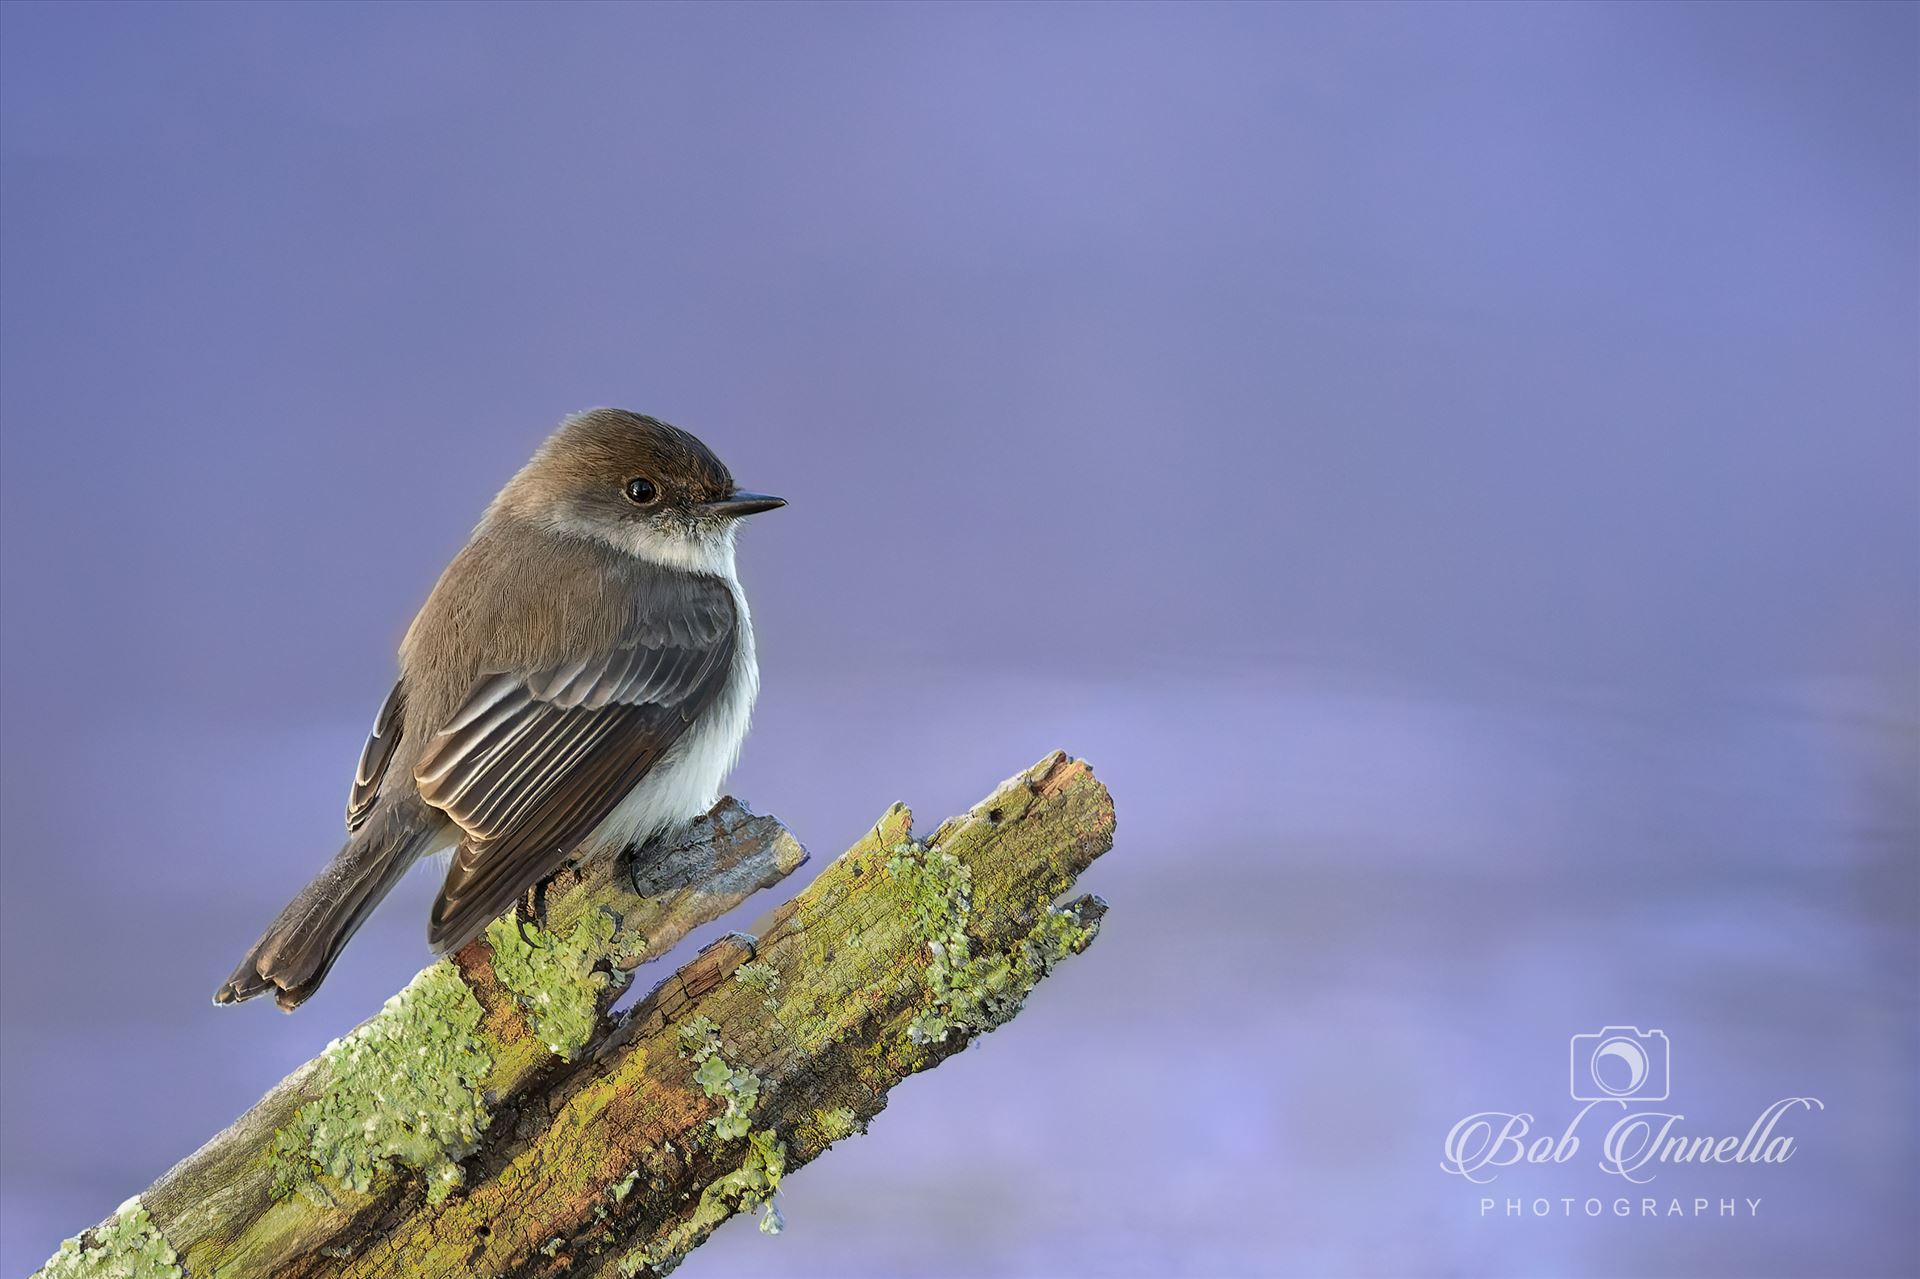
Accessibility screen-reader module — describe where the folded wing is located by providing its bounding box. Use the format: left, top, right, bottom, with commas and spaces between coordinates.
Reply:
413, 575, 736, 952
346, 679, 407, 833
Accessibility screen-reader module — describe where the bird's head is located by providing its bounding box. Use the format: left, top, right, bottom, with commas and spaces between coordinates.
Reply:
497, 408, 784, 570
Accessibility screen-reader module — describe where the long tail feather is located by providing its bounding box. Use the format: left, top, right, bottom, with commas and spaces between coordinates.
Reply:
214, 801, 440, 1011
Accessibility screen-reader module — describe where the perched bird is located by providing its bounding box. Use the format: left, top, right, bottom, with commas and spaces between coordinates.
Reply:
215, 409, 783, 1010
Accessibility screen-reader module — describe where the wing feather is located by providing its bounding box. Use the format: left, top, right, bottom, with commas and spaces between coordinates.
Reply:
346, 680, 407, 833
413, 570, 738, 953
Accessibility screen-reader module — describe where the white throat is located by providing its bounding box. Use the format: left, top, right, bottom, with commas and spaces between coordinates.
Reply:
627, 521, 739, 578
543, 508, 741, 581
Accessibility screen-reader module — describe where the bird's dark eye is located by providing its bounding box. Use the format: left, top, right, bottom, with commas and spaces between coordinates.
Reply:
623, 477, 658, 505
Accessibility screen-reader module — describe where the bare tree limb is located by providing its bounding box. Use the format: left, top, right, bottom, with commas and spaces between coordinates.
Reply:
35, 752, 1115, 1279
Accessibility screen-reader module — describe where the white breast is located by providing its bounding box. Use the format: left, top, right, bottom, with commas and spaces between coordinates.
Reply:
583, 556, 759, 855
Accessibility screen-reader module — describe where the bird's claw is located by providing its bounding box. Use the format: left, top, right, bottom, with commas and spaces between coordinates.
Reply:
515, 879, 551, 947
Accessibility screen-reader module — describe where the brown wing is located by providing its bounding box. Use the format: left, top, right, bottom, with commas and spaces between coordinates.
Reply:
346, 680, 407, 833
412, 572, 737, 953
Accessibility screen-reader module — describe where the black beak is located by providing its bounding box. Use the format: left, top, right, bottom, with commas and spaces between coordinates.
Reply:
701, 490, 786, 518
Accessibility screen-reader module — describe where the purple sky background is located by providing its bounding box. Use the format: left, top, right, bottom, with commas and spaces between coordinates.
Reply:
2, 4, 1915, 1276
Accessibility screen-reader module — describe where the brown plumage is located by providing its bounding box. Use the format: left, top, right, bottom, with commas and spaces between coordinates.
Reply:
216, 409, 781, 1010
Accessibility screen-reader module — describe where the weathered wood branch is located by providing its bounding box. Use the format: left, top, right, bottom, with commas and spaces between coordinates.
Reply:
36, 752, 1115, 1279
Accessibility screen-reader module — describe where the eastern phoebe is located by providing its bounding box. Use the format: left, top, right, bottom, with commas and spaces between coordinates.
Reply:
215, 409, 783, 1011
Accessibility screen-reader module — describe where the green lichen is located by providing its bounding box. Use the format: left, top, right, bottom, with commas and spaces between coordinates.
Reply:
680, 1016, 764, 1141
675, 1013, 722, 1059
810, 1106, 860, 1145
886, 840, 1094, 1046
270, 961, 491, 1204
618, 1242, 669, 1278
620, 1127, 787, 1275
648, 1014, 787, 1256
486, 907, 629, 1059
33, 1197, 181, 1279
789, 1011, 836, 1049
732, 959, 781, 1009
693, 1053, 762, 1139
708, 1126, 787, 1226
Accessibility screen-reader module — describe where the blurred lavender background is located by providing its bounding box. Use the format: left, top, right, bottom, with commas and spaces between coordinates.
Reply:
2, 3, 1915, 1276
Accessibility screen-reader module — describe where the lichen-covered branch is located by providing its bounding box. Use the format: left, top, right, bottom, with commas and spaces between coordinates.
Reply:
36, 752, 1115, 1279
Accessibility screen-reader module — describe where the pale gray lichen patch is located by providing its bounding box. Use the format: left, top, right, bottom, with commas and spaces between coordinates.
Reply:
486, 907, 629, 1059
886, 840, 1094, 1046
678, 1015, 763, 1141
732, 959, 780, 1009
674, 1013, 723, 1064
270, 961, 491, 1204
34, 1196, 181, 1279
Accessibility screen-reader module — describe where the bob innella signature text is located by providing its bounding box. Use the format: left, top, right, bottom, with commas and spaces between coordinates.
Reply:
1442, 1098, 1825, 1184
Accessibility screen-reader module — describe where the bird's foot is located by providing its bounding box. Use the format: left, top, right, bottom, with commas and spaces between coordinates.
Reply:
515, 878, 551, 947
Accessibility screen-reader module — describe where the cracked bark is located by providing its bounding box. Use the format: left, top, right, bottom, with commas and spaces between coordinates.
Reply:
36, 751, 1115, 1279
